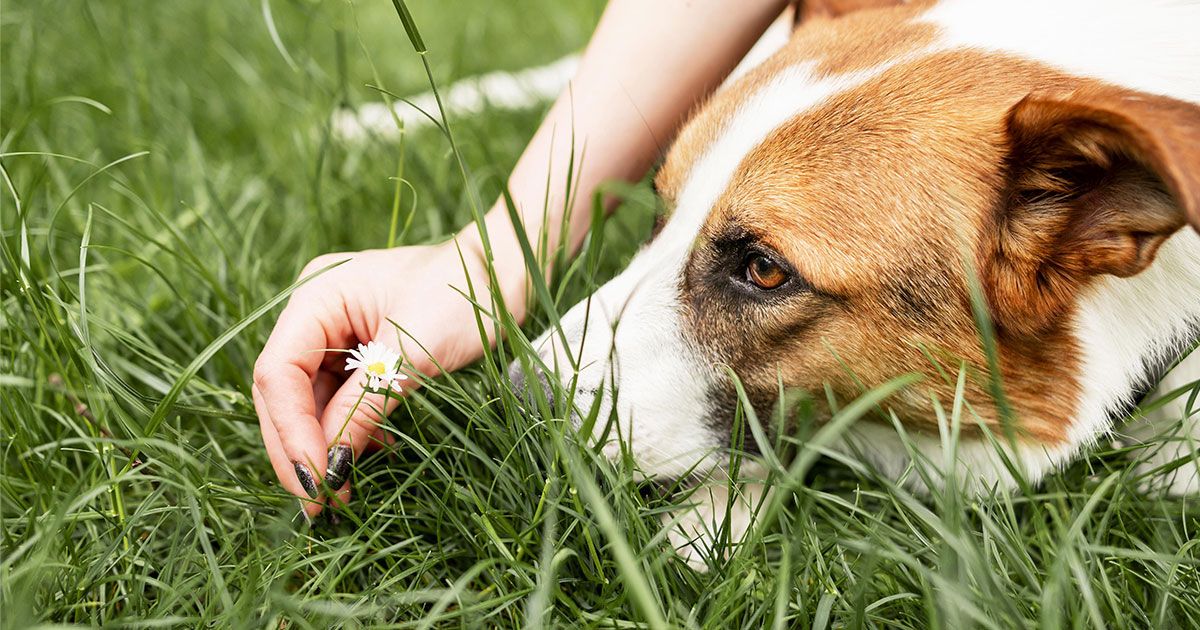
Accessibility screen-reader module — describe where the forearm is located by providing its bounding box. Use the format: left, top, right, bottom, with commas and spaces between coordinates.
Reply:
459, 0, 789, 314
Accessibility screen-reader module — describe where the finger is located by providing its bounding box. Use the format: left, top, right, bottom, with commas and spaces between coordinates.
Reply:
314, 369, 340, 418
261, 405, 328, 519
322, 425, 399, 511
318, 327, 425, 497
319, 365, 410, 493
255, 385, 327, 517
254, 301, 342, 494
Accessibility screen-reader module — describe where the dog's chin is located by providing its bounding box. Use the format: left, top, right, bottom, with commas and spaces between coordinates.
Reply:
665, 463, 772, 572
509, 359, 772, 569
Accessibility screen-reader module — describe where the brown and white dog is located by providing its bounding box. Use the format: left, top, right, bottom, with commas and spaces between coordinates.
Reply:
519, 0, 1200, 559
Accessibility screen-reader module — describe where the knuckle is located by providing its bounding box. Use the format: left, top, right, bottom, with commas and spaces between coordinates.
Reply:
252, 359, 280, 390
348, 409, 384, 435
302, 252, 351, 277
300, 254, 332, 276
302, 256, 331, 276
330, 396, 387, 436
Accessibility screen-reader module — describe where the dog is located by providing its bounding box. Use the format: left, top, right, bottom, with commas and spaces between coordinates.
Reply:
511, 0, 1200, 562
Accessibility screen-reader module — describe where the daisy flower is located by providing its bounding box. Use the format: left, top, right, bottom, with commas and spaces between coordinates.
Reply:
345, 341, 408, 390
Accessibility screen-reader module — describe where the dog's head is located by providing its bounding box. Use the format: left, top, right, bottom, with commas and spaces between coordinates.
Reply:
520, 5, 1200, 480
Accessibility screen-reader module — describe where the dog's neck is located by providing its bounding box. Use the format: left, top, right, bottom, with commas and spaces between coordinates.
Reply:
1069, 229, 1200, 447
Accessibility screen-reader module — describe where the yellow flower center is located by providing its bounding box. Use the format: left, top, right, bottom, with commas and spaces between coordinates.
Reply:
367, 362, 387, 376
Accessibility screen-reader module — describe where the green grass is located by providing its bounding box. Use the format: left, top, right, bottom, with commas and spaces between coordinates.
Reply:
2, 1, 1198, 627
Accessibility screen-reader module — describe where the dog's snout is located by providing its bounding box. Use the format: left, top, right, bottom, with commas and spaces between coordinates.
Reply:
506, 359, 555, 409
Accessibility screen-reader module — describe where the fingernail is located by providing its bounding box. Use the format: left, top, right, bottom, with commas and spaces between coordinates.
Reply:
293, 461, 319, 499
324, 445, 352, 492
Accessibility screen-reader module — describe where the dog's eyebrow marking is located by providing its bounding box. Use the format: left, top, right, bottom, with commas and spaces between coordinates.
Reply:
658, 45, 945, 271
892, 280, 939, 324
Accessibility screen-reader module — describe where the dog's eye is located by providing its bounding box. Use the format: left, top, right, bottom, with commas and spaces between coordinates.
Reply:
745, 254, 788, 290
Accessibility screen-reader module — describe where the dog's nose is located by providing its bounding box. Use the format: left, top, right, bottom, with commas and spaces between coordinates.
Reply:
507, 359, 555, 409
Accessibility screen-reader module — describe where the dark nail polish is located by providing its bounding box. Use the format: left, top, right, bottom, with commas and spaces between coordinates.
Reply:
324, 445, 352, 491
293, 461, 319, 499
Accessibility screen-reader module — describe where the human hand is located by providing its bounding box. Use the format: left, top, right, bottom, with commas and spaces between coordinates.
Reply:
252, 239, 520, 517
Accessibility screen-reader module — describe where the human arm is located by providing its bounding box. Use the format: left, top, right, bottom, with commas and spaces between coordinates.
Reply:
252, 0, 790, 517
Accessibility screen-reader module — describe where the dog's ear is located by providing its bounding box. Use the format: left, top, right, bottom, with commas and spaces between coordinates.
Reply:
981, 85, 1200, 337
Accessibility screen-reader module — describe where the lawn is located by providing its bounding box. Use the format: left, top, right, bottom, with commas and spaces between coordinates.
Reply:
2, 1, 1198, 627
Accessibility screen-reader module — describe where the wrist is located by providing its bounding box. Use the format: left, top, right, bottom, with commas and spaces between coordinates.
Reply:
453, 213, 532, 324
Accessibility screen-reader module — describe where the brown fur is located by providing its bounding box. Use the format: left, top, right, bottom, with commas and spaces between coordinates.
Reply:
792, 4, 938, 76
797, 0, 917, 22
